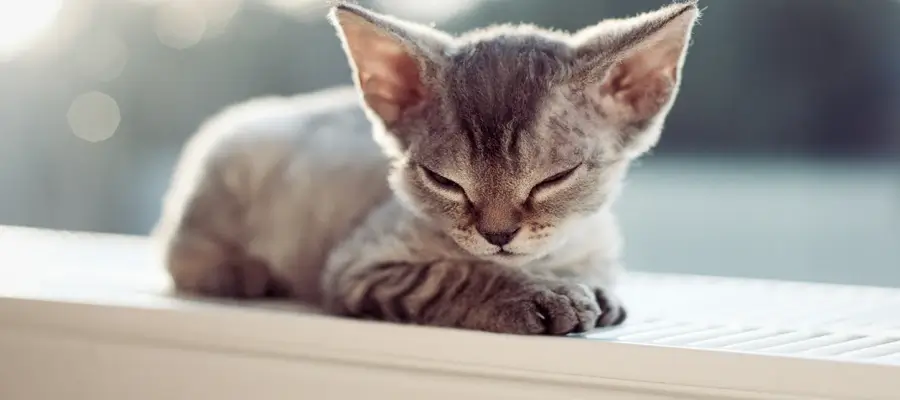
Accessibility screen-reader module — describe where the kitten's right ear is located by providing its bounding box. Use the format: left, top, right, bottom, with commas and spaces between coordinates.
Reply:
329, 4, 450, 126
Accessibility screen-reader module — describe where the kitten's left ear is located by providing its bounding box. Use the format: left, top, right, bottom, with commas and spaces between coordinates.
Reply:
329, 4, 450, 128
572, 1, 699, 156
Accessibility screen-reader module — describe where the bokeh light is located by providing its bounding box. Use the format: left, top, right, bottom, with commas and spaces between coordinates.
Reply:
153, 0, 243, 49
73, 30, 128, 82
374, 0, 483, 21
198, 0, 242, 39
67, 92, 121, 143
0, 0, 63, 61
154, 1, 207, 49
263, 0, 321, 16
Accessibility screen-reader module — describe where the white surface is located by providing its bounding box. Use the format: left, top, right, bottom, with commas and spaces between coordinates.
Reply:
1, 226, 900, 399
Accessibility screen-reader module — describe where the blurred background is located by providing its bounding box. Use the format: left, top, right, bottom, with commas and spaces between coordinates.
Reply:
1, 0, 898, 286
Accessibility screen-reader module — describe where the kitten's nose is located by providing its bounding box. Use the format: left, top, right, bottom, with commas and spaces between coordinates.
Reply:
479, 227, 520, 247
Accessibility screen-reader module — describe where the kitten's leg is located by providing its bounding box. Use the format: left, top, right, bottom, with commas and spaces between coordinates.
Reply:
156, 164, 284, 299
323, 260, 603, 335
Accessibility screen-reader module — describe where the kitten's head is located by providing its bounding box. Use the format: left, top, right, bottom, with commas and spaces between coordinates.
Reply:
329, 2, 698, 265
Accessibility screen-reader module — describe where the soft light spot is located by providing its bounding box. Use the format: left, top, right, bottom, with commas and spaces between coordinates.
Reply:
74, 30, 128, 82
0, 0, 62, 61
67, 92, 121, 143
263, 0, 321, 15
154, 1, 206, 49
373, 0, 483, 21
200, 0, 242, 38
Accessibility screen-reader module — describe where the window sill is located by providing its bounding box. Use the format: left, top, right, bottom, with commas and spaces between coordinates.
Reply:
1, 226, 898, 399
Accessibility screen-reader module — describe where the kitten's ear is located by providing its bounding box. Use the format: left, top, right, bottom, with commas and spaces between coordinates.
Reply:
329, 4, 450, 126
572, 1, 699, 156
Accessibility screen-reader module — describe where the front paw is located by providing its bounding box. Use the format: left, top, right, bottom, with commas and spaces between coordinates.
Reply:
480, 282, 601, 335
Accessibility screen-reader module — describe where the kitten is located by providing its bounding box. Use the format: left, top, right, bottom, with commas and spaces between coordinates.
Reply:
154, 2, 699, 335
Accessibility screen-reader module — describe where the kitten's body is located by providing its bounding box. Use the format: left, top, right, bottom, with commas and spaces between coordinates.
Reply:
156, 86, 621, 303
157, 87, 383, 302
156, 2, 698, 334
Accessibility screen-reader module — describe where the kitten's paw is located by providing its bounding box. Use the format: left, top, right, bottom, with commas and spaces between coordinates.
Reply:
547, 282, 604, 333
485, 283, 601, 335
593, 288, 627, 327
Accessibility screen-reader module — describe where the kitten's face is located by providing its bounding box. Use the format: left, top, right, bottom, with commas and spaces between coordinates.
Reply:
331, 2, 698, 264
388, 58, 631, 265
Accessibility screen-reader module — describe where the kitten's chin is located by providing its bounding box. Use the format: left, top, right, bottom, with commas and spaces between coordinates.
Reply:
481, 250, 543, 267
462, 235, 569, 267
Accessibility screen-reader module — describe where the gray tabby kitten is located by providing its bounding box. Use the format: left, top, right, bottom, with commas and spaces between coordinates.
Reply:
154, 1, 699, 335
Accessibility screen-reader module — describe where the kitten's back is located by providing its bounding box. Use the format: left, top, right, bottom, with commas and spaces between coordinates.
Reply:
156, 86, 392, 302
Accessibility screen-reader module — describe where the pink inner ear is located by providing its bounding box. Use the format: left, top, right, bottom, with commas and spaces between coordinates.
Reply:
361, 50, 423, 101
343, 25, 426, 125
603, 64, 674, 122
599, 42, 683, 125
359, 55, 424, 124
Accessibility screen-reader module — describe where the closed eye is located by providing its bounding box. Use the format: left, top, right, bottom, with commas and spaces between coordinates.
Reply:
420, 166, 463, 192
529, 164, 581, 197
